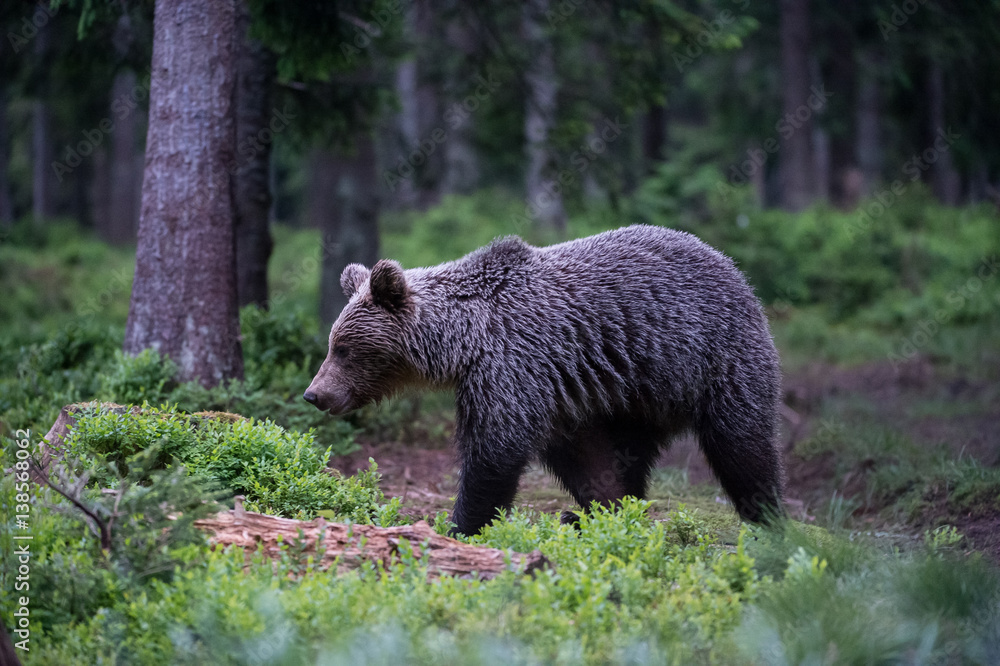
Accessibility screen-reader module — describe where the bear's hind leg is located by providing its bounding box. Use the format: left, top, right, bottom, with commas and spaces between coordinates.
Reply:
543, 418, 661, 525
697, 415, 785, 524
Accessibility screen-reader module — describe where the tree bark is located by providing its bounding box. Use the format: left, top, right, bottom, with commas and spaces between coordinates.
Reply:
441, 103, 479, 195
824, 15, 857, 208
124, 0, 244, 388
927, 62, 961, 204
778, 0, 814, 212
194, 511, 548, 580
642, 20, 667, 175
0, 85, 13, 227
100, 69, 141, 244
441, 18, 480, 195
92, 145, 111, 238
32, 20, 53, 225
522, 0, 566, 231
385, 57, 422, 209
318, 136, 380, 327
305, 148, 342, 230
233, 0, 276, 309
0, 624, 21, 666
385, 0, 441, 208
855, 47, 883, 196
643, 104, 667, 173
812, 125, 829, 202
96, 15, 142, 245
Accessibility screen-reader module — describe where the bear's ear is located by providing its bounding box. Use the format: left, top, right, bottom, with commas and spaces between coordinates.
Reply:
341, 264, 370, 298
369, 259, 409, 312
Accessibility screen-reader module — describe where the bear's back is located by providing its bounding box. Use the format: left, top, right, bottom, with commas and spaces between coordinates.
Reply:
539, 225, 736, 282
450, 225, 772, 414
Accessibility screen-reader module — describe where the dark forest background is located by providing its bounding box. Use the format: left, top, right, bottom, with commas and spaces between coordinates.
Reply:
3, 2, 1000, 663
1, 1, 998, 346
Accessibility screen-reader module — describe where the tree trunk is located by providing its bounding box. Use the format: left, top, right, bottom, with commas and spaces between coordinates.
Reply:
522, 0, 566, 230
91, 145, 111, 236
642, 20, 667, 175
32, 98, 53, 224
825, 16, 857, 208
233, 0, 276, 309
385, 57, 422, 209
384, 0, 441, 208
441, 108, 479, 195
0, 624, 21, 666
71, 155, 92, 228
32, 21, 53, 225
124, 0, 244, 388
413, 0, 442, 205
318, 136, 380, 327
97, 15, 142, 245
441, 18, 480, 195
927, 62, 961, 205
0, 85, 13, 227
305, 148, 342, 230
778, 0, 814, 212
643, 104, 667, 173
855, 48, 883, 196
100, 69, 141, 244
812, 125, 829, 202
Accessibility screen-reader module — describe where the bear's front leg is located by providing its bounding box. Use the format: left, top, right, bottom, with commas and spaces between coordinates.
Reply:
450, 455, 529, 537
449, 385, 537, 537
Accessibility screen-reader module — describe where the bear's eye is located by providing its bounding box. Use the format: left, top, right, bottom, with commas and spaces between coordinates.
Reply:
333, 345, 350, 360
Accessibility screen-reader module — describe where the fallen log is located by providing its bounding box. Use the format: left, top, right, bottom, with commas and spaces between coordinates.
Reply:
194, 507, 548, 580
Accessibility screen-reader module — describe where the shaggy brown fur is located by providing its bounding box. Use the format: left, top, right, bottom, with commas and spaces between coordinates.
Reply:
305, 225, 785, 535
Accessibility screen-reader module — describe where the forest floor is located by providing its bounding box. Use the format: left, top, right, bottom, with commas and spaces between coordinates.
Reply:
332, 357, 1000, 559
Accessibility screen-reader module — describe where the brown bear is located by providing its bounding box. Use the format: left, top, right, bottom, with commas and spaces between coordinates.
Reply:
304, 225, 784, 535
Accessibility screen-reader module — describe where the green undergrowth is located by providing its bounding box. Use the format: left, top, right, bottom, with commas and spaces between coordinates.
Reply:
5, 464, 998, 665
3, 401, 998, 664
59, 402, 401, 523
1, 187, 998, 663
0, 220, 135, 336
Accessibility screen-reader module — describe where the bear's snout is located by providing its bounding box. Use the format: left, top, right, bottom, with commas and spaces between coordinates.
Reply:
303, 376, 353, 415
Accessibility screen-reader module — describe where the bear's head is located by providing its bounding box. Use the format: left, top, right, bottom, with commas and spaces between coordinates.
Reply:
303, 259, 414, 415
